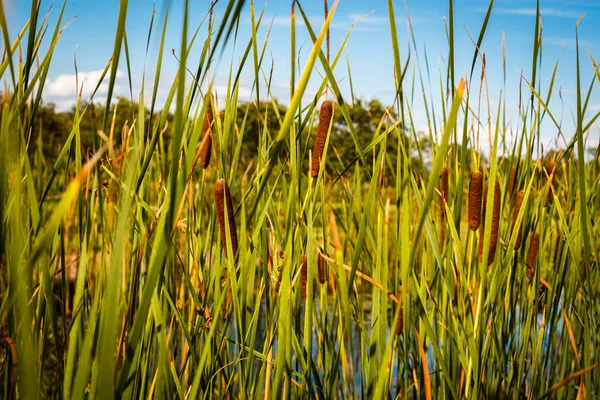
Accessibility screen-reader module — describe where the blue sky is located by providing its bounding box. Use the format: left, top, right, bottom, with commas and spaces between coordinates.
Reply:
5, 0, 600, 150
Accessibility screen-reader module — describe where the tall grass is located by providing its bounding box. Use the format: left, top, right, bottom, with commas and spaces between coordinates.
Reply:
0, 0, 599, 399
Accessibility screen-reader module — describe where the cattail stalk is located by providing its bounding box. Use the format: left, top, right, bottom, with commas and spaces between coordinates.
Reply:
395, 286, 404, 336
526, 232, 539, 280
301, 255, 308, 300
468, 171, 483, 231
199, 93, 214, 169
512, 190, 525, 250
310, 101, 333, 178
508, 164, 517, 197
214, 179, 238, 258
478, 180, 501, 266
526, 232, 539, 268
317, 252, 327, 284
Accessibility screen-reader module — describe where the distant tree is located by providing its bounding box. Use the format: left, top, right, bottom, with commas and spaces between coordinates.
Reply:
235, 100, 287, 160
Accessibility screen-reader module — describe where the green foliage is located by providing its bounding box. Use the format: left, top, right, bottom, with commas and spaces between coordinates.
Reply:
0, 1, 599, 399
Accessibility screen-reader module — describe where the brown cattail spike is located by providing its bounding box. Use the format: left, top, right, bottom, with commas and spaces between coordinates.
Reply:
199, 94, 214, 169
526, 232, 539, 280
468, 171, 483, 231
395, 286, 404, 336
317, 252, 327, 284
512, 190, 525, 250
301, 255, 308, 300
508, 164, 517, 197
310, 101, 333, 178
478, 180, 501, 266
214, 179, 238, 258
526, 232, 539, 268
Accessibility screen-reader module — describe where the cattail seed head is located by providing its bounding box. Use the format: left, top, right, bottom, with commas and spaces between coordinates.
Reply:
478, 180, 501, 266
317, 251, 327, 284
301, 255, 308, 300
214, 179, 238, 258
468, 171, 483, 231
508, 164, 517, 197
199, 131, 212, 169
512, 190, 525, 250
395, 286, 404, 336
526, 232, 539, 272
310, 101, 333, 178
199, 94, 214, 169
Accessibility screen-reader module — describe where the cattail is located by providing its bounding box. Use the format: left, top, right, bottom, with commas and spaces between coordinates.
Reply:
526, 232, 539, 271
199, 94, 214, 169
395, 286, 404, 336
508, 164, 517, 197
199, 131, 212, 169
468, 171, 483, 231
214, 179, 238, 258
478, 180, 501, 266
301, 255, 308, 300
317, 251, 327, 284
310, 101, 333, 178
512, 190, 525, 250
544, 161, 556, 206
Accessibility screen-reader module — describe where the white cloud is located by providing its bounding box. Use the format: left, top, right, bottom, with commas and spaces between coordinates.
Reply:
45, 70, 124, 98
213, 84, 252, 102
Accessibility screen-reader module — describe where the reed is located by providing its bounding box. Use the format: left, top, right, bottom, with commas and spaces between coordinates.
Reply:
479, 179, 501, 266
526, 232, 540, 279
301, 255, 308, 300
512, 190, 525, 250
199, 93, 214, 169
508, 164, 517, 197
310, 100, 333, 178
317, 251, 327, 284
468, 170, 483, 231
3, 1, 599, 398
214, 178, 238, 258
395, 286, 403, 336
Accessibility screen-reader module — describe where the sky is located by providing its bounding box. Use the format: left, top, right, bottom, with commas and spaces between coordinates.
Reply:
4, 0, 600, 151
